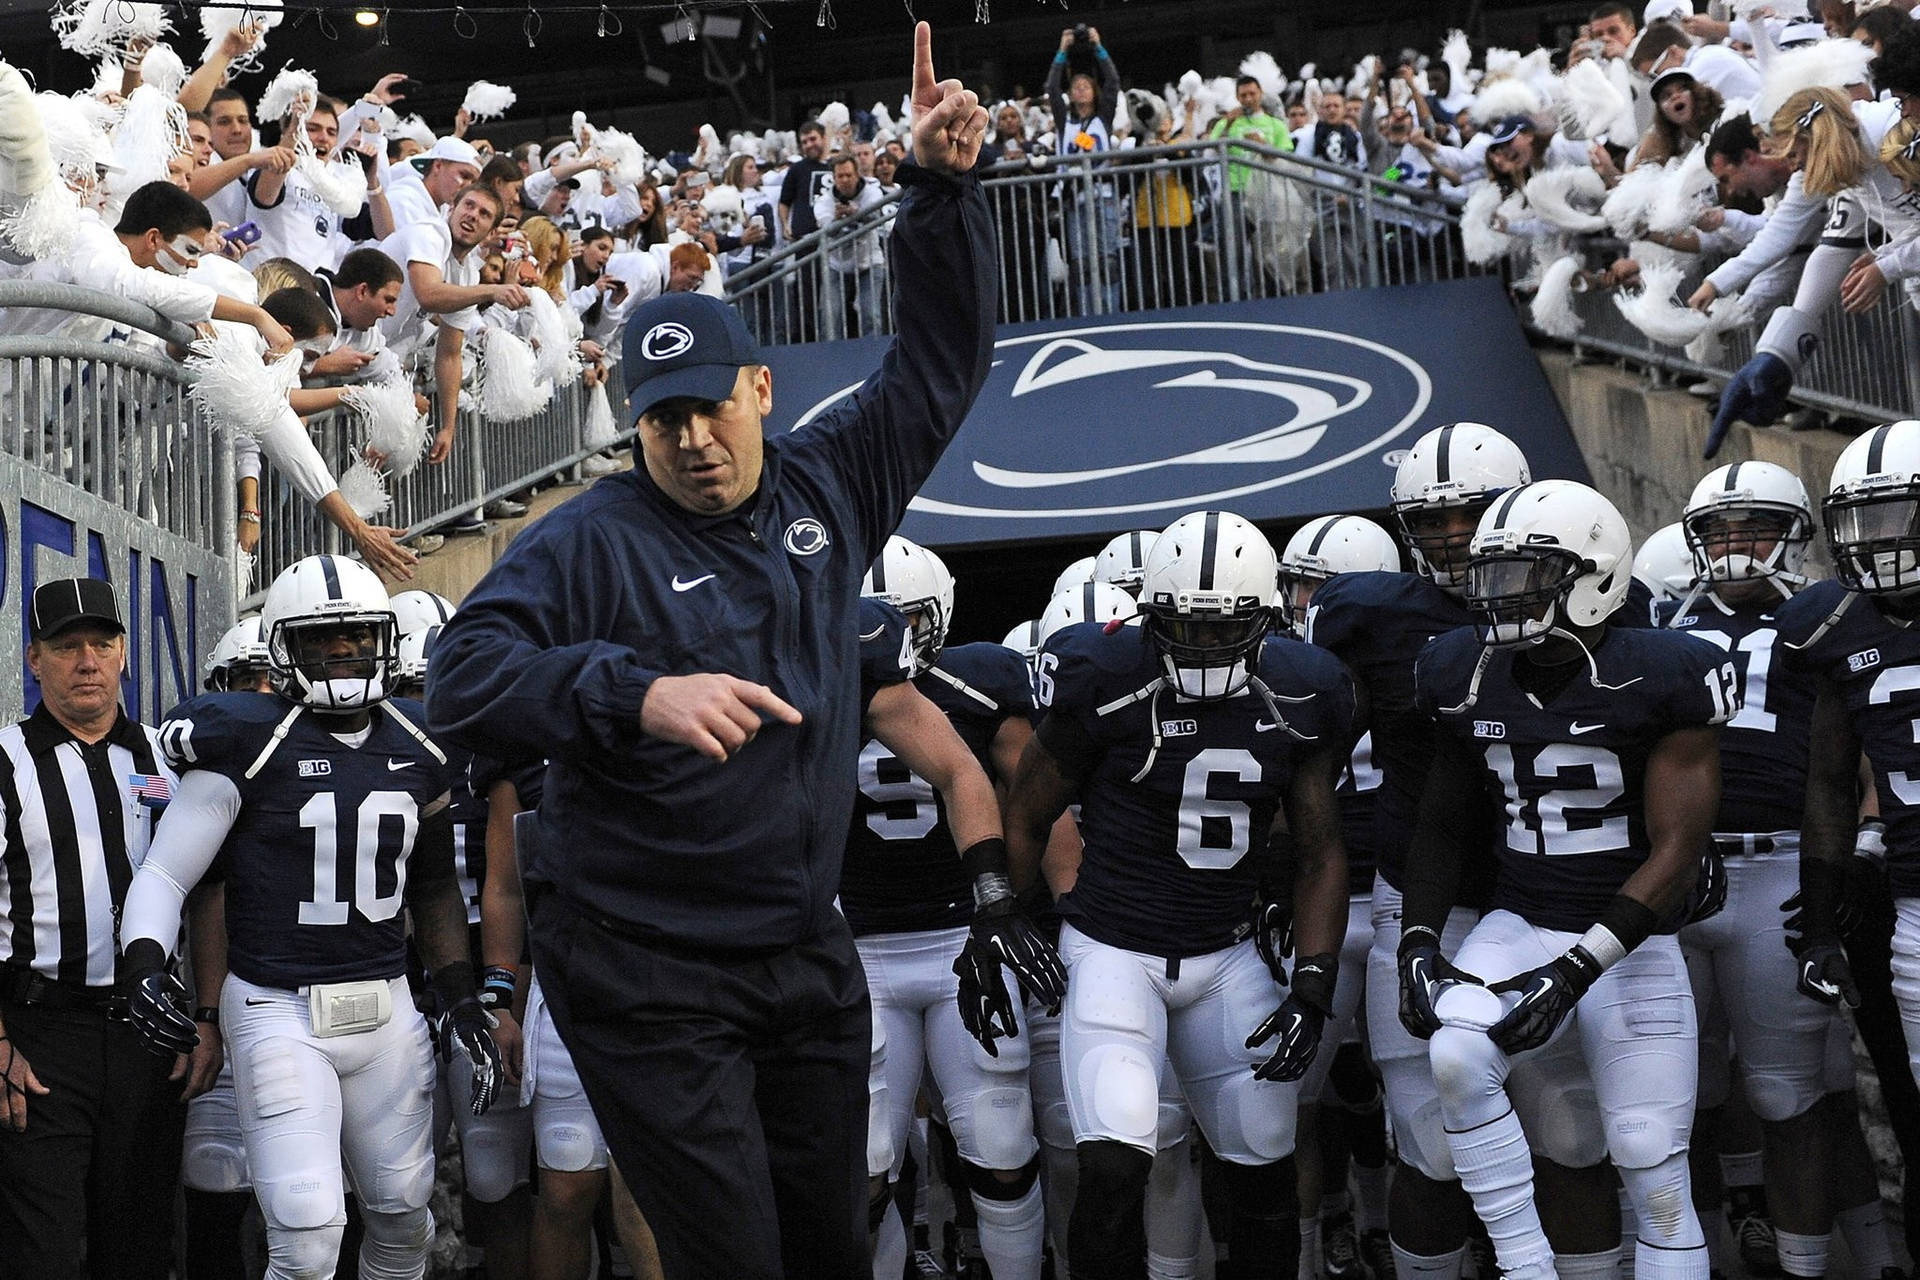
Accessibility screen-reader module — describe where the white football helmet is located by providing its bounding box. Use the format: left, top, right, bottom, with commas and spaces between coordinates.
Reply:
389, 589, 456, 637
1138, 511, 1278, 699
1826, 421, 1920, 596
260, 555, 400, 710
1275, 514, 1400, 638
1093, 530, 1160, 596
1001, 619, 1042, 667
1390, 423, 1532, 593
1631, 522, 1697, 603
1051, 555, 1098, 599
1466, 480, 1631, 646
1681, 461, 1811, 595
204, 616, 271, 692
861, 535, 955, 673
394, 624, 443, 692
1037, 581, 1138, 645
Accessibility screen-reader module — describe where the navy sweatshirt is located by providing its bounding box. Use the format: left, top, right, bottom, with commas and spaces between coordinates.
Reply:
426, 163, 997, 950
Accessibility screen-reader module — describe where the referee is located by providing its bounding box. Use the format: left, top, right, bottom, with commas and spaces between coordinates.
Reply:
0, 578, 221, 1280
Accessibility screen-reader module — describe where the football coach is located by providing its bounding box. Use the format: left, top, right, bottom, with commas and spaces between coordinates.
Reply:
426, 22, 995, 1279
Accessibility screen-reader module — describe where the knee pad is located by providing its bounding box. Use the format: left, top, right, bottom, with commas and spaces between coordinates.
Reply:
360, 1205, 433, 1254
536, 1117, 609, 1174
461, 1120, 532, 1204
1619, 1154, 1700, 1248
953, 1083, 1039, 1173
1080, 1044, 1162, 1145
1429, 1023, 1505, 1109
1607, 1111, 1685, 1172
265, 1223, 347, 1280
182, 1131, 250, 1195
964, 1154, 1041, 1202
257, 1163, 344, 1234
1741, 1070, 1821, 1125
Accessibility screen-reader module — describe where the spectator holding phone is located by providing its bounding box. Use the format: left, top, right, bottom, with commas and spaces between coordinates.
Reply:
1045, 24, 1123, 313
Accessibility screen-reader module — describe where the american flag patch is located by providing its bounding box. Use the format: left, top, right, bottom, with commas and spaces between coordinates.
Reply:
128, 774, 172, 808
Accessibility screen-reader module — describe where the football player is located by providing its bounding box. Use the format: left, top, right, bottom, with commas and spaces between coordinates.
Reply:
1275, 513, 1401, 1280
853, 542, 1061, 1280
204, 617, 273, 693
1402, 480, 1727, 1280
118, 555, 501, 1280
1005, 510, 1357, 1280
1779, 420, 1920, 1123
1095, 530, 1160, 598
1661, 462, 1877, 1280
1304, 423, 1529, 1280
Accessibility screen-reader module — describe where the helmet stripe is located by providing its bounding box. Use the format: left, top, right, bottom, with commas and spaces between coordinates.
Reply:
318, 555, 342, 600
1306, 516, 1339, 557
869, 547, 888, 593
1198, 511, 1220, 590
1129, 530, 1143, 563
1081, 581, 1097, 618
1725, 462, 1741, 494
1434, 424, 1456, 483
1867, 424, 1893, 474
1487, 487, 1524, 531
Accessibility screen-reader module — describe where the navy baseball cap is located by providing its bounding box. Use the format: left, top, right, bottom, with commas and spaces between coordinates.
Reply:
621, 293, 760, 426
30, 577, 123, 641
1486, 115, 1533, 148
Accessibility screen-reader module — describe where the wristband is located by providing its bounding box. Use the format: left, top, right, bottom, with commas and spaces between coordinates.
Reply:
1291, 953, 1338, 1014
194, 1006, 220, 1026
961, 836, 1010, 879
1595, 893, 1660, 956
239, 511, 260, 524
1854, 820, 1887, 867
478, 965, 517, 1009
972, 872, 1015, 911
1573, 925, 1627, 972
1397, 924, 1441, 954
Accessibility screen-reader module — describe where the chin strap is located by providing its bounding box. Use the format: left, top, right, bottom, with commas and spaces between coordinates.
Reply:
1129, 683, 1167, 784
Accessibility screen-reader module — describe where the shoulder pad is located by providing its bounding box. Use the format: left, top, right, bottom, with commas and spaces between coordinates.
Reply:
155, 692, 290, 776
935, 642, 1035, 714
1040, 621, 1155, 713
1412, 626, 1483, 716
1773, 579, 1851, 653
859, 598, 915, 691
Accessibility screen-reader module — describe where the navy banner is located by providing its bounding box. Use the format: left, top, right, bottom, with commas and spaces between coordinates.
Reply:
762, 278, 1586, 549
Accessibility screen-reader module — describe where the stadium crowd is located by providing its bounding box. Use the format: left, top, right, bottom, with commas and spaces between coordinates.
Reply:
11, 2, 1920, 1279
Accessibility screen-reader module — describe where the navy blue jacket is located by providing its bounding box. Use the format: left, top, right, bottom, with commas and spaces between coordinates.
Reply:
425, 164, 997, 949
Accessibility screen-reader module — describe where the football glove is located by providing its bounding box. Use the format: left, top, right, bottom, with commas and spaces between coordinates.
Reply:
1487, 947, 1602, 1055
1684, 843, 1727, 925
1251, 895, 1292, 985
1247, 953, 1335, 1082
439, 996, 503, 1115
1396, 933, 1479, 1040
953, 936, 1021, 1058
1706, 353, 1791, 459
967, 894, 1068, 1016
128, 969, 199, 1059
1795, 940, 1860, 1008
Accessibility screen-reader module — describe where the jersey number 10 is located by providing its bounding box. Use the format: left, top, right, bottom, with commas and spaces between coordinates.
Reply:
297, 791, 419, 926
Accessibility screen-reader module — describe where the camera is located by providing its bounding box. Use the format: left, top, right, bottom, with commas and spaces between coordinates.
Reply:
1071, 23, 1091, 47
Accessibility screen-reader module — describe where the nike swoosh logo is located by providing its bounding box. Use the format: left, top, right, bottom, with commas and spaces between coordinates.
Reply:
1254, 721, 1280, 733
858, 624, 887, 641
671, 574, 715, 592
244, 997, 272, 1006
387, 760, 414, 771
1568, 722, 1605, 735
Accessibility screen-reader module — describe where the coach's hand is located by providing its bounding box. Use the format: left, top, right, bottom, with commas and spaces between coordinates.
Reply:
1487, 946, 1601, 1055
909, 21, 989, 176
1397, 933, 1478, 1040
0, 1034, 47, 1132
1248, 953, 1335, 1082
441, 995, 504, 1115
642, 673, 803, 762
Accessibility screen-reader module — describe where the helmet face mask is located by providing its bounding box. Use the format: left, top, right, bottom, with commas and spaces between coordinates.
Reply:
1396, 502, 1492, 590
1467, 549, 1583, 647
1144, 605, 1271, 697
270, 613, 398, 710
1390, 423, 1532, 593
1684, 505, 1805, 585
1138, 511, 1279, 701
899, 599, 948, 674
1826, 485, 1920, 596
862, 536, 954, 675
1273, 568, 1324, 638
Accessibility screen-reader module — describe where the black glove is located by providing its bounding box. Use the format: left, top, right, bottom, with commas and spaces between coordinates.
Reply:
122, 937, 198, 1058
1795, 939, 1860, 1008
1706, 352, 1792, 458
967, 893, 1068, 1017
1247, 953, 1335, 1082
1397, 932, 1480, 1040
1251, 895, 1292, 985
953, 937, 1021, 1058
1684, 843, 1727, 926
1487, 947, 1602, 1055
438, 996, 503, 1115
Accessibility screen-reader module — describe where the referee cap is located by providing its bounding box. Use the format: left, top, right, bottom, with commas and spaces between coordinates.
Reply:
30, 578, 123, 641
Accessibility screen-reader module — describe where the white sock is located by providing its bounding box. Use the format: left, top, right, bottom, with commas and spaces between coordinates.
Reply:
871, 1208, 908, 1280
1618, 1186, 1639, 1280
1634, 1242, 1709, 1280
1557, 1248, 1622, 1280
1302, 1216, 1324, 1280
1393, 1242, 1467, 1280
1355, 1164, 1391, 1234
1717, 1152, 1763, 1190
1146, 1140, 1202, 1275
1774, 1229, 1829, 1278
1448, 1111, 1554, 1279
1835, 1201, 1896, 1273
973, 1182, 1045, 1280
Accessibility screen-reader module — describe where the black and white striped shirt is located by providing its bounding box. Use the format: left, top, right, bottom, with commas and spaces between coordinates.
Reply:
0, 705, 175, 988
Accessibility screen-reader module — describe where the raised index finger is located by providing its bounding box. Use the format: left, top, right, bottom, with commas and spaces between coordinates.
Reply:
913, 20, 936, 103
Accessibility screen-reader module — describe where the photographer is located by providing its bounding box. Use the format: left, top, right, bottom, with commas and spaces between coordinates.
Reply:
813, 152, 886, 338
1045, 24, 1123, 313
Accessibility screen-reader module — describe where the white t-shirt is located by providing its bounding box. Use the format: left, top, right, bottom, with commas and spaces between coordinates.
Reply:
247, 168, 338, 271
377, 218, 481, 357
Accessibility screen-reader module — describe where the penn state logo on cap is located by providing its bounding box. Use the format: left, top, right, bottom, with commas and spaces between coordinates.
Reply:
641, 322, 696, 362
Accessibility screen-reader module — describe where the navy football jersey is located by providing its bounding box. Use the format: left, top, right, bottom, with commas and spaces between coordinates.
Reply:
1307, 571, 1477, 889
858, 597, 915, 711
1039, 621, 1357, 957
1337, 732, 1383, 896
1777, 580, 1920, 897
1416, 625, 1733, 932
158, 693, 457, 989
1658, 593, 1812, 835
841, 642, 1034, 936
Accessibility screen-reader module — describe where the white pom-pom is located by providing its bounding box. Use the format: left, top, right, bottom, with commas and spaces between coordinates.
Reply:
1470, 77, 1545, 125
1461, 183, 1515, 265
1754, 38, 1876, 130
1529, 254, 1584, 339
1484, 47, 1520, 78
1648, 146, 1715, 235
480, 328, 550, 421
344, 378, 428, 476
1442, 30, 1472, 86
871, 102, 897, 136
591, 127, 647, 188
300, 153, 368, 215
523, 290, 581, 388
257, 66, 318, 128
186, 328, 301, 440
1347, 56, 1378, 101
1614, 260, 1711, 347
0, 181, 80, 260
200, 0, 283, 78
1239, 52, 1284, 102
1524, 166, 1609, 233
1558, 60, 1625, 143
338, 460, 390, 520
462, 81, 516, 123
392, 114, 435, 150
1601, 162, 1666, 238
137, 42, 186, 97
107, 84, 177, 193
818, 101, 850, 136
584, 380, 619, 450
571, 110, 591, 149
53, 0, 170, 58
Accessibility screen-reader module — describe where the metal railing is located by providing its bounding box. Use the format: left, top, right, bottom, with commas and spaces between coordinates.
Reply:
1521, 251, 1920, 425
726, 138, 1488, 343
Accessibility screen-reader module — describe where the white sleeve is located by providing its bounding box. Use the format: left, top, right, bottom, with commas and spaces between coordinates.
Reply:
121, 769, 241, 957
334, 99, 379, 149
813, 185, 838, 228
68, 242, 220, 325
1875, 230, 1920, 282
523, 169, 558, 206
1705, 174, 1823, 295
232, 431, 261, 482
256, 400, 340, 503
601, 185, 641, 228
